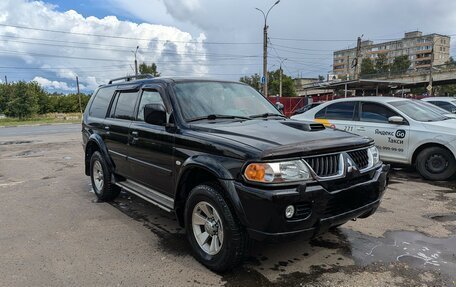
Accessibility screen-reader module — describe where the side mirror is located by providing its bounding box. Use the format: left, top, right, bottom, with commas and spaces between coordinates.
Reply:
275, 102, 284, 112
144, 104, 166, 126
388, 116, 405, 124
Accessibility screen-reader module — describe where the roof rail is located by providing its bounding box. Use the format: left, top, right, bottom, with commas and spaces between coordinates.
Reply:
108, 74, 154, 84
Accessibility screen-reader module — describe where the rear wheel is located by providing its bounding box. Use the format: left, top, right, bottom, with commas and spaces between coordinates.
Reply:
416, 147, 456, 181
184, 183, 249, 272
90, 151, 120, 201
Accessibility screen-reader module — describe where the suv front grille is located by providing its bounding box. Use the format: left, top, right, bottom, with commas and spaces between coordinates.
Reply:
305, 154, 340, 177
348, 149, 369, 170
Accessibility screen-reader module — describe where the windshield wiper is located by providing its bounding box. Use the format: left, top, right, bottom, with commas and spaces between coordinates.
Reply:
249, 112, 286, 119
187, 114, 251, 122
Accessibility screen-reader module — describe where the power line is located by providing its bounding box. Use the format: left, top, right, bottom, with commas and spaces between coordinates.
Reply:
0, 36, 263, 59
0, 23, 262, 45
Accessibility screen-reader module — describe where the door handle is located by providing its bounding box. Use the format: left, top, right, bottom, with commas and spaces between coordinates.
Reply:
130, 130, 139, 144
357, 127, 366, 131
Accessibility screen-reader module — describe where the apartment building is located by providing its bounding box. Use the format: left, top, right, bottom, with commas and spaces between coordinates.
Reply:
333, 31, 451, 78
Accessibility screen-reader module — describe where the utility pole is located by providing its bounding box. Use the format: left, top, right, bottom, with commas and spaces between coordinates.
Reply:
4, 75, 7, 85
133, 46, 139, 76
76, 76, 82, 114
256, 0, 280, 97
279, 58, 287, 97
354, 35, 363, 80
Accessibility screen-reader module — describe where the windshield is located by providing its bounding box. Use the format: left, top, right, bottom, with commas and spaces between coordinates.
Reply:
173, 81, 280, 121
389, 100, 448, 122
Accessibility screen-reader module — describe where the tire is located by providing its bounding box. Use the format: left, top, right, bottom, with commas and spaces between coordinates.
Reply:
184, 183, 249, 272
90, 151, 120, 201
416, 146, 456, 181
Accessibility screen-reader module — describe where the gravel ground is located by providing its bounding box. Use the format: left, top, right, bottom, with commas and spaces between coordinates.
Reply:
0, 125, 455, 286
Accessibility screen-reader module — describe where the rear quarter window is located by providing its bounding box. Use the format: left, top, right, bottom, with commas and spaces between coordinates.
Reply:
89, 86, 117, 118
316, 102, 356, 120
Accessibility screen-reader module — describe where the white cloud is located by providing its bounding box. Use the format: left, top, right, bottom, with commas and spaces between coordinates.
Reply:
32, 76, 72, 91
0, 0, 209, 92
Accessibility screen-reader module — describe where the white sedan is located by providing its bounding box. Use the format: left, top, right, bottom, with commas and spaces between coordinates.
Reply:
292, 97, 456, 181
422, 97, 456, 114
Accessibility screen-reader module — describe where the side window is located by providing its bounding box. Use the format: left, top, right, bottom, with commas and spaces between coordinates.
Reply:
89, 86, 116, 118
137, 90, 165, 121
110, 91, 140, 120
315, 107, 327, 119
360, 102, 398, 123
433, 101, 453, 112
324, 102, 356, 120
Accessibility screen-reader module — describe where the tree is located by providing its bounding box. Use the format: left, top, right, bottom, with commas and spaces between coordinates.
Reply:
240, 73, 261, 92
267, 69, 297, 97
318, 75, 325, 81
139, 63, 160, 77
5, 81, 39, 118
390, 55, 411, 74
360, 58, 376, 77
446, 56, 456, 66
375, 53, 389, 75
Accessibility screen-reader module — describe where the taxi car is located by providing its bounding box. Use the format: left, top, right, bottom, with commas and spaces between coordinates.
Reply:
292, 97, 456, 181
422, 97, 456, 114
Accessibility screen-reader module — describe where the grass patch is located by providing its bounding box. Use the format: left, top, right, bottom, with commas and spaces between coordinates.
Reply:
0, 113, 82, 127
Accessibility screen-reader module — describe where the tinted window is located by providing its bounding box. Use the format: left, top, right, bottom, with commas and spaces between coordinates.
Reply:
432, 101, 455, 112
315, 107, 327, 118
137, 90, 164, 121
89, 86, 116, 118
111, 91, 140, 120
322, 102, 356, 120
360, 102, 398, 123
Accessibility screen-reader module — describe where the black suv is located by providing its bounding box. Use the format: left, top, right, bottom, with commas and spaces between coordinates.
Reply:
82, 75, 389, 271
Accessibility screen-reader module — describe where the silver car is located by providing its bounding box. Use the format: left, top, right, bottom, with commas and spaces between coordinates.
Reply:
292, 97, 456, 181
422, 97, 456, 114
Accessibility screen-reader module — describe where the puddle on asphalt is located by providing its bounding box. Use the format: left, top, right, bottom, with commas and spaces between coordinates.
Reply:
340, 228, 456, 280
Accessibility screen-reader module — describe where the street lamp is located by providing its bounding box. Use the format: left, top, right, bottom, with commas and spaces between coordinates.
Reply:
255, 0, 280, 98
279, 58, 287, 97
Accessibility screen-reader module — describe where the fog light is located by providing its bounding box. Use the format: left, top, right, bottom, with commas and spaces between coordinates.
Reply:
285, 205, 295, 219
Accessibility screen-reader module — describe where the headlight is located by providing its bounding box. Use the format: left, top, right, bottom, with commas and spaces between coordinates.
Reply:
244, 160, 311, 183
367, 146, 380, 167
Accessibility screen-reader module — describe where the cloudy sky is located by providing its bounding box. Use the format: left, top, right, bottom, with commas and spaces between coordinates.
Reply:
0, 0, 455, 93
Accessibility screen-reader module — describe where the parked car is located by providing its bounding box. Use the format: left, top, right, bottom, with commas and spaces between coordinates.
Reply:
82, 76, 389, 271
292, 97, 456, 181
422, 97, 456, 113
292, 102, 322, 116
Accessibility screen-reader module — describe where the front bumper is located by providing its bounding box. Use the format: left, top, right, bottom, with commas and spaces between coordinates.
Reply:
234, 164, 389, 241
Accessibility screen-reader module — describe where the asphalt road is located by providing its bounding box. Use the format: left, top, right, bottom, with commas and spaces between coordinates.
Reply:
0, 123, 80, 137
0, 125, 455, 286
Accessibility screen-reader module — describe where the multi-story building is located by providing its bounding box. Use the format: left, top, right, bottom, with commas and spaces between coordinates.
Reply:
333, 31, 451, 79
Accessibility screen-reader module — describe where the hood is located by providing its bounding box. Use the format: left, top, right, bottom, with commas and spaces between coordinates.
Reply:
190, 119, 372, 159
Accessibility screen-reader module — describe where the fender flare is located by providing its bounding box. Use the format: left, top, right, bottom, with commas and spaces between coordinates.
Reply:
84, 134, 115, 175
174, 155, 247, 226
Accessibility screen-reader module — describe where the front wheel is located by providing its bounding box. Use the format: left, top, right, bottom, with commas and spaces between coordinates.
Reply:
184, 184, 249, 272
416, 147, 456, 181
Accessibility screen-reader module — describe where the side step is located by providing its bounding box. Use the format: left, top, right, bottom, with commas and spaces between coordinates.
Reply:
115, 180, 174, 212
